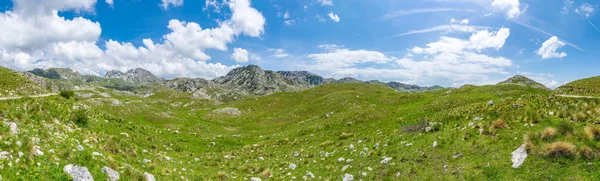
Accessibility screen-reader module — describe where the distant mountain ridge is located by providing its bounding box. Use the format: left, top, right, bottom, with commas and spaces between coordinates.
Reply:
12, 65, 444, 101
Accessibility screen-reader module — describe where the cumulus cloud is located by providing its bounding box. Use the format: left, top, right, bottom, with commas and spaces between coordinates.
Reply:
302, 28, 513, 86
318, 0, 333, 6
231, 48, 249, 63
328, 12, 340, 22
535, 36, 567, 59
491, 0, 524, 19
0, 0, 266, 79
576, 3, 594, 18
161, 0, 183, 10
105, 0, 113, 6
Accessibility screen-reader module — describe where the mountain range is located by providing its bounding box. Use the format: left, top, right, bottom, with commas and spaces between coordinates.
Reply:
14, 65, 449, 100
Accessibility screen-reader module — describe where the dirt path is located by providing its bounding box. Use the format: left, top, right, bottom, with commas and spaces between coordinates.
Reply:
0, 93, 58, 101
555, 94, 600, 99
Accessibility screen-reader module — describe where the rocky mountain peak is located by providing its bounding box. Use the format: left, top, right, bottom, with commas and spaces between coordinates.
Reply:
497, 75, 548, 89
105, 70, 125, 79
105, 68, 162, 83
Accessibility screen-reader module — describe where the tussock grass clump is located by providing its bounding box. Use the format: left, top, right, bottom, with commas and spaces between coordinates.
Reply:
217, 171, 229, 180
584, 126, 600, 140
339, 132, 355, 140
574, 112, 588, 122
320, 141, 334, 147
71, 109, 89, 127
540, 127, 557, 140
579, 146, 598, 159
261, 169, 272, 178
523, 134, 535, 152
544, 142, 577, 158
491, 119, 508, 129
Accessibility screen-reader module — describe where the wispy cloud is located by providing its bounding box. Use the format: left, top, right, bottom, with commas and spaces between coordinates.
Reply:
509, 20, 584, 51
381, 24, 495, 39
378, 8, 473, 20
587, 19, 600, 33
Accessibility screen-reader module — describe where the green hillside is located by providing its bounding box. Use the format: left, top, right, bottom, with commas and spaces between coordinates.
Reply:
6, 81, 600, 180
0, 67, 46, 96
555, 76, 600, 97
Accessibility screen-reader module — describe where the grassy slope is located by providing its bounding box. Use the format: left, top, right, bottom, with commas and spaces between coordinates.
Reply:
4, 83, 600, 180
0, 67, 46, 96
555, 76, 600, 97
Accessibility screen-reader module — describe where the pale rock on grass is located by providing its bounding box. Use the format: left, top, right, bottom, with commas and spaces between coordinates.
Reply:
63, 164, 94, 181
101, 166, 120, 181
289, 163, 297, 170
76, 145, 85, 151
144, 172, 156, 181
341, 165, 350, 171
343, 173, 354, 181
511, 144, 528, 168
380, 156, 392, 164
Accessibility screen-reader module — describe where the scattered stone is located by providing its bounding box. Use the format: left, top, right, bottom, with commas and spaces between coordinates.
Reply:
473, 117, 483, 121
0, 151, 10, 159
343, 173, 354, 181
18, 151, 24, 158
120, 132, 129, 137
487, 100, 494, 106
433, 141, 438, 148
338, 157, 345, 162
4, 121, 19, 135
101, 166, 120, 181
63, 164, 94, 181
361, 172, 367, 177
511, 144, 528, 168
306, 171, 315, 178
92, 152, 103, 157
33, 146, 44, 156
453, 154, 463, 159
143, 172, 155, 181
16, 141, 22, 147
76, 145, 85, 151
289, 163, 297, 170
251, 177, 261, 181
380, 156, 392, 164
341, 165, 350, 171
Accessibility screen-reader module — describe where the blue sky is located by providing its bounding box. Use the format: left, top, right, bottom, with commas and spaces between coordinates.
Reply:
0, 0, 598, 88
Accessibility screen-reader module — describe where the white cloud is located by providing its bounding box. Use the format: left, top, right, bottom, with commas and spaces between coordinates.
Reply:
316, 15, 326, 22
562, 0, 573, 14
304, 5, 308, 11
308, 48, 394, 69
379, 8, 470, 20
284, 10, 290, 19
231, 48, 249, 63
269, 48, 290, 58
450, 18, 469, 24
203, 0, 222, 12
303, 29, 513, 86
535, 36, 567, 59
328, 12, 340, 22
284, 20, 296, 26
383, 24, 495, 38
491, 0, 523, 19
106, 0, 113, 6
0, 0, 266, 79
161, 0, 183, 10
468, 28, 510, 51
318, 0, 333, 6
576, 3, 594, 18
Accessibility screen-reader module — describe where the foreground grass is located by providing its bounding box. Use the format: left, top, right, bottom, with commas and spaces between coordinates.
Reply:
2, 83, 600, 180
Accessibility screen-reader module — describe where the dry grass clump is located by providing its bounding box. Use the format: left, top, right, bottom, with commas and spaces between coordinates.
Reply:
540, 127, 557, 140
217, 171, 229, 180
523, 134, 535, 152
491, 119, 508, 129
584, 126, 600, 140
261, 169, 273, 178
574, 112, 589, 122
544, 142, 577, 158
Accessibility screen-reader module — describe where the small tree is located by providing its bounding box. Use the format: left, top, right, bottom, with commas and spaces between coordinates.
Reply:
59, 90, 75, 99
71, 109, 89, 127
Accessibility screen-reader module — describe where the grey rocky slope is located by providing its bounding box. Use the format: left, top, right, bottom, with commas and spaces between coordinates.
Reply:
104, 68, 164, 83
497, 75, 549, 90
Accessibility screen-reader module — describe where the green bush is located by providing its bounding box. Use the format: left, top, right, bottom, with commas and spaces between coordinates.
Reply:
59, 90, 75, 99
71, 109, 89, 127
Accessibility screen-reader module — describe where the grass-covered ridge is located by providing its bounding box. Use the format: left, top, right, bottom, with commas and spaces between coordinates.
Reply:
4, 80, 600, 180
555, 76, 600, 97
0, 66, 46, 96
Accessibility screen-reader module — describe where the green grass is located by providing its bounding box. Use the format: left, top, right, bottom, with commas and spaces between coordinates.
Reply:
4, 82, 600, 180
0, 67, 46, 96
555, 76, 600, 97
